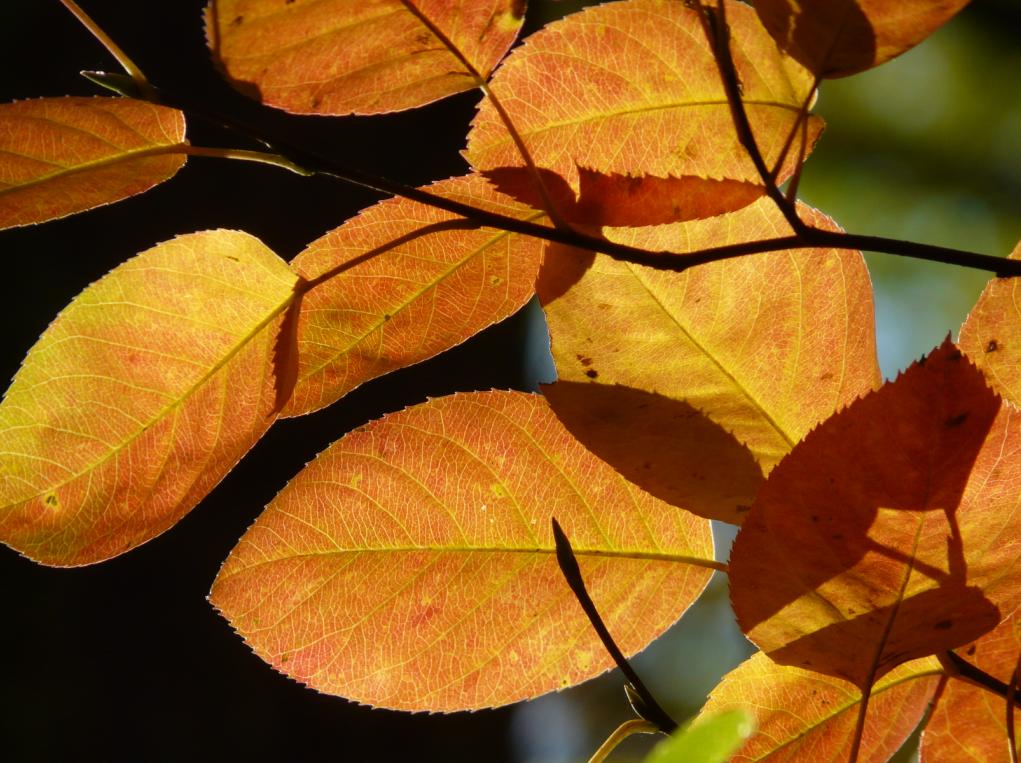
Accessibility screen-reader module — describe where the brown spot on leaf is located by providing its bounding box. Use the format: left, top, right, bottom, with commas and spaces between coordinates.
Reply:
231, 14, 244, 26
945, 412, 968, 428
575, 354, 593, 367
934, 619, 953, 630
966, 644, 977, 656
585, 369, 599, 379
987, 339, 999, 353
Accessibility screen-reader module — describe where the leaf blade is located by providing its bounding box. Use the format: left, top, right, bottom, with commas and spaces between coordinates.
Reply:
538, 200, 879, 524
211, 390, 715, 710
207, 0, 525, 115
0, 97, 187, 229
0, 230, 297, 565
284, 173, 544, 417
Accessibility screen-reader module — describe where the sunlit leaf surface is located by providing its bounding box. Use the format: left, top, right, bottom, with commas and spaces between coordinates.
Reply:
466, 0, 822, 220
538, 200, 879, 524
212, 391, 716, 710
730, 340, 1021, 688
0, 230, 297, 565
0, 97, 187, 229
284, 174, 544, 417
207, 0, 526, 114
959, 241, 1021, 405
699, 653, 941, 762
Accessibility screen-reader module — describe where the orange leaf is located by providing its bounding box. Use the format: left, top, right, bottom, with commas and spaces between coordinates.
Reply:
466, 0, 823, 221
959, 241, 1021, 405
537, 200, 879, 524
921, 613, 1021, 762
207, 0, 526, 115
755, 0, 971, 78
283, 174, 544, 417
0, 97, 187, 229
730, 340, 1021, 689
0, 230, 297, 565
700, 652, 941, 762
210, 391, 716, 711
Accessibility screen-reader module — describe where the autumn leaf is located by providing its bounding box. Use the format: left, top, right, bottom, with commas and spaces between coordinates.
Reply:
211, 391, 716, 711
755, 0, 971, 78
729, 340, 1021, 690
466, 0, 823, 223
921, 612, 1021, 762
0, 97, 187, 229
959, 241, 1021, 405
0, 230, 297, 566
537, 200, 879, 524
283, 173, 544, 417
206, 0, 525, 115
698, 652, 942, 762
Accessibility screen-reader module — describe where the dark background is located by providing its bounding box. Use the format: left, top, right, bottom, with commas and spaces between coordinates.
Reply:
2, 2, 1021, 762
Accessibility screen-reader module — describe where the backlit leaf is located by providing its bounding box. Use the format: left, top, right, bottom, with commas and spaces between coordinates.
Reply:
698, 652, 941, 762
644, 709, 755, 763
755, 0, 971, 78
211, 391, 716, 711
0, 97, 187, 229
284, 174, 545, 417
466, 0, 823, 222
730, 340, 1021, 688
207, 0, 526, 115
537, 200, 879, 524
921, 612, 1021, 762
959, 241, 1021, 405
0, 230, 297, 565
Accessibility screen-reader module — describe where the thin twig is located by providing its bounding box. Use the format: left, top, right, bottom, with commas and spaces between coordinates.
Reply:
587, 719, 659, 763
1008, 652, 1021, 763
698, 0, 805, 233
550, 517, 678, 734
60, 0, 154, 99
397, 0, 570, 229
939, 650, 1011, 697
181, 146, 313, 176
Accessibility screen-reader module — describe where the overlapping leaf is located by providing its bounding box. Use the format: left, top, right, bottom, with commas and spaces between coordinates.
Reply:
207, 0, 526, 115
284, 173, 545, 417
466, 0, 823, 222
755, 0, 971, 78
730, 340, 1021, 689
537, 200, 879, 524
921, 612, 1021, 762
211, 391, 716, 711
644, 709, 754, 763
698, 652, 942, 762
959, 242, 1021, 405
0, 97, 187, 229
0, 230, 297, 565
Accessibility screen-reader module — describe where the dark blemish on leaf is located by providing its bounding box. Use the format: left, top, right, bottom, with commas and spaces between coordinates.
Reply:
311, 95, 322, 109
735, 504, 751, 514
966, 645, 977, 656
642, 461, 652, 470
987, 339, 999, 353
934, 619, 953, 630
831, 533, 844, 541
511, 0, 526, 19
949, 349, 963, 361
585, 369, 598, 379
43, 493, 59, 509
489, 275, 502, 286
819, 372, 834, 381
281, 653, 290, 662
231, 15, 244, 26
575, 354, 593, 367
285, 0, 295, 4
810, 514, 819, 523
945, 412, 968, 428
383, 313, 391, 321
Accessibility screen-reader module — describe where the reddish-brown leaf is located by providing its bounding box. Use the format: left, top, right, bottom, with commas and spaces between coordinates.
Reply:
0, 97, 187, 229
283, 174, 544, 417
959, 241, 1021, 406
466, 0, 823, 222
537, 200, 879, 524
730, 340, 1021, 689
0, 231, 297, 565
211, 391, 716, 711
699, 652, 941, 762
921, 613, 1021, 762
207, 0, 526, 115
755, 0, 971, 78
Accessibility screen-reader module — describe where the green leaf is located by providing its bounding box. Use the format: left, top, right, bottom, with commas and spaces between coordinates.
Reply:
644, 710, 755, 763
